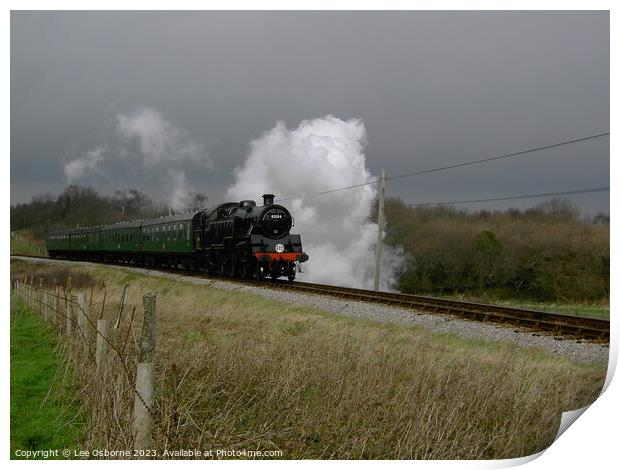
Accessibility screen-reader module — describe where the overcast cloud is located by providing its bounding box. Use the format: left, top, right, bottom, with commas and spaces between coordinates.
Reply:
10, 11, 609, 213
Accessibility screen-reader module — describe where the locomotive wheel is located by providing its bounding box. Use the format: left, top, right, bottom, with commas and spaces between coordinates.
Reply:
227, 259, 236, 277
239, 263, 251, 280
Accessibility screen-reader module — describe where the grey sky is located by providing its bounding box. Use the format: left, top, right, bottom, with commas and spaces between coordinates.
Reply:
11, 11, 609, 213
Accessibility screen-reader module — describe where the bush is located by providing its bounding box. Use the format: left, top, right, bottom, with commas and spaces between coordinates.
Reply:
383, 198, 609, 302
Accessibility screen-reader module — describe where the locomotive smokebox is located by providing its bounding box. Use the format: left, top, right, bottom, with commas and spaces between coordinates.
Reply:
262, 194, 275, 206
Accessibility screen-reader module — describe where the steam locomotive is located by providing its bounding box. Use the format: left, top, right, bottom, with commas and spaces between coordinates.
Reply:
46, 194, 309, 281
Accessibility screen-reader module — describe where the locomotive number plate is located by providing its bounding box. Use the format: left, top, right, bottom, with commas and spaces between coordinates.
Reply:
275, 243, 285, 253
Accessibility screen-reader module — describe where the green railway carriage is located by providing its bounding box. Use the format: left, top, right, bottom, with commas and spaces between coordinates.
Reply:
70, 227, 100, 252
100, 221, 142, 253
46, 212, 201, 268
140, 213, 197, 254
46, 228, 96, 253
46, 230, 71, 252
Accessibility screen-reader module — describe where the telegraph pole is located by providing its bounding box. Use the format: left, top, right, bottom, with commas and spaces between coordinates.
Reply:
373, 169, 386, 291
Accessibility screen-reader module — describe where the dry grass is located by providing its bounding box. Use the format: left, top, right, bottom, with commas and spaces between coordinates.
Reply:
10, 231, 47, 257
11, 260, 606, 459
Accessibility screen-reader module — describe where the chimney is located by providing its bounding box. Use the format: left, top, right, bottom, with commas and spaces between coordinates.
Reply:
262, 194, 275, 206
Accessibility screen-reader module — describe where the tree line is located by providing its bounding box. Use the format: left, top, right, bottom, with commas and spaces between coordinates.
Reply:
382, 197, 609, 302
10, 185, 208, 237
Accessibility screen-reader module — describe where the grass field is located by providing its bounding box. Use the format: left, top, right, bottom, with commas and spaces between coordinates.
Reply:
10, 259, 608, 459
10, 299, 84, 458
438, 292, 610, 320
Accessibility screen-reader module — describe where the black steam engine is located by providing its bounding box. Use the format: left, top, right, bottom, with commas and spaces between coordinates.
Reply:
197, 193, 309, 280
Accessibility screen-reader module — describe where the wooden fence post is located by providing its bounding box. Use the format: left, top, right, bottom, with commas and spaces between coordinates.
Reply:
39, 279, 44, 315
133, 293, 157, 449
139, 294, 157, 363
29, 276, 34, 309
78, 291, 92, 355
133, 363, 154, 450
53, 292, 59, 329
114, 284, 129, 329
44, 290, 50, 322
47, 289, 52, 321
96, 319, 109, 374
46, 289, 51, 322
77, 291, 86, 333
66, 277, 73, 335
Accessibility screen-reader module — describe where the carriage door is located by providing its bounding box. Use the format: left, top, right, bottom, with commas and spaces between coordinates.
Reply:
193, 213, 206, 250
193, 229, 203, 250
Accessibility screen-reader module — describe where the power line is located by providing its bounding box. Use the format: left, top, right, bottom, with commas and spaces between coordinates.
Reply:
391, 186, 610, 208
387, 132, 610, 182
277, 131, 609, 201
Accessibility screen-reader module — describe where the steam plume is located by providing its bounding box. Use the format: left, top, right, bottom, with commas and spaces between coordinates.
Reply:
227, 115, 406, 290
63, 107, 213, 210
64, 146, 106, 181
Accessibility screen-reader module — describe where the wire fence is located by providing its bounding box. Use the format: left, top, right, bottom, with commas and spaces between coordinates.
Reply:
10, 232, 47, 256
11, 275, 174, 453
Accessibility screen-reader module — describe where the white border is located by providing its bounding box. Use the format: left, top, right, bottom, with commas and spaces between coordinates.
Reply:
4, 2, 615, 468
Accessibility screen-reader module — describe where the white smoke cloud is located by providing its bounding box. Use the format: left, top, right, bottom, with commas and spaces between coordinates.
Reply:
227, 115, 407, 290
166, 170, 191, 211
64, 146, 106, 182
116, 108, 213, 169
63, 107, 213, 210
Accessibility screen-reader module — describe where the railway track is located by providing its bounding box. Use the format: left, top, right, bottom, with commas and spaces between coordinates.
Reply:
259, 279, 610, 342
12, 254, 610, 343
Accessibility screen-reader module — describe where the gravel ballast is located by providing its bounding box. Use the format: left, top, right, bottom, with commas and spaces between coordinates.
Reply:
12, 256, 609, 364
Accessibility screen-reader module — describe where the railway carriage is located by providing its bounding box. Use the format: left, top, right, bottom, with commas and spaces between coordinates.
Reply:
138, 213, 196, 268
